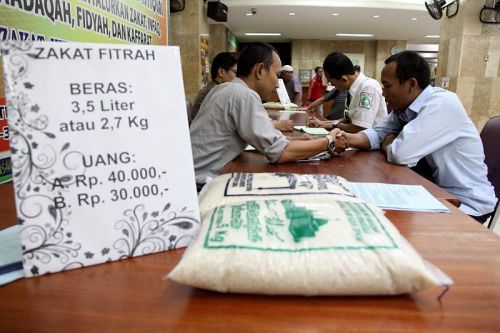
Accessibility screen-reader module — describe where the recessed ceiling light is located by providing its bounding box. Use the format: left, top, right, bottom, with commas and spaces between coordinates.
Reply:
246, 13, 253, 16
425, 35, 440, 38
332, 13, 339, 16
289, 12, 296, 16
245, 32, 282, 36
411, 17, 418, 20
336, 33, 374, 37
373, 15, 380, 18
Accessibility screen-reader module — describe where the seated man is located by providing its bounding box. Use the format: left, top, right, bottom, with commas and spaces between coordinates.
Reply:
193, 51, 294, 132
343, 51, 497, 223
190, 42, 348, 189
192, 52, 237, 120
307, 52, 387, 133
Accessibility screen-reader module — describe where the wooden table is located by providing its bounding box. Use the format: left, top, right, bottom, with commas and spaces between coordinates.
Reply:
224, 149, 460, 207
1, 174, 500, 331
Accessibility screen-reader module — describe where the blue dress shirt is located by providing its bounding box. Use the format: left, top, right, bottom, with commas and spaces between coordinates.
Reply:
363, 86, 497, 216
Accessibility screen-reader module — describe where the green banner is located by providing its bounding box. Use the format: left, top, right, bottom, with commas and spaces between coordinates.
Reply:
0, 0, 168, 45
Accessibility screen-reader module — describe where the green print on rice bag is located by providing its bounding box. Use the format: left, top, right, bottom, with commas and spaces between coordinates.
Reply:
203, 199, 398, 251
281, 200, 328, 242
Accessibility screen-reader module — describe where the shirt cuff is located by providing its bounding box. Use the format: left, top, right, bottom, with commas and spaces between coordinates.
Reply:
386, 143, 417, 167
386, 143, 395, 163
264, 138, 289, 163
362, 128, 381, 150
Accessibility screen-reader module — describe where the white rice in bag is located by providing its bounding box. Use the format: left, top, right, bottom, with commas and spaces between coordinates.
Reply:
169, 182, 453, 295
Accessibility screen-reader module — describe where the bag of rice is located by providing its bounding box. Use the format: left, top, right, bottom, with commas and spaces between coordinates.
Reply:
169, 175, 452, 295
198, 172, 356, 215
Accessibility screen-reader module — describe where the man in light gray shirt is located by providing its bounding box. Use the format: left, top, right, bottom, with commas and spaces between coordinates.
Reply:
190, 42, 348, 189
344, 51, 497, 223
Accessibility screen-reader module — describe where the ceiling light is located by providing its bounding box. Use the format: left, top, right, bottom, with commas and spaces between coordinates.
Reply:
336, 33, 374, 37
332, 13, 339, 16
246, 13, 253, 16
373, 15, 380, 18
245, 32, 282, 36
411, 17, 418, 20
289, 12, 296, 15
425, 35, 440, 38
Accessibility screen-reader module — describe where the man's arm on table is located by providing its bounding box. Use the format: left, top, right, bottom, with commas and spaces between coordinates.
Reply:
344, 111, 404, 154
307, 117, 366, 134
277, 129, 348, 163
305, 96, 325, 112
335, 122, 366, 134
344, 132, 371, 150
286, 133, 315, 141
272, 119, 295, 131
344, 130, 397, 156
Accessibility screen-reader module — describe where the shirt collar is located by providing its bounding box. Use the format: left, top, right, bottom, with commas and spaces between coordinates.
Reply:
407, 85, 433, 114
232, 77, 261, 98
348, 73, 366, 96
233, 77, 245, 85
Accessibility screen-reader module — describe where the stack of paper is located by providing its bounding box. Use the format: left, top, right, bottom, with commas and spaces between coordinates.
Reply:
262, 102, 299, 110
347, 182, 450, 212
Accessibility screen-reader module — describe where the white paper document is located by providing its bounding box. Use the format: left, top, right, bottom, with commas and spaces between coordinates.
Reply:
276, 79, 291, 104
0, 225, 24, 286
347, 182, 450, 212
294, 126, 329, 135
262, 102, 298, 110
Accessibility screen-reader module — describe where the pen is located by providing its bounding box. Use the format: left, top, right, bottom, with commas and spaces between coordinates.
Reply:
294, 126, 305, 133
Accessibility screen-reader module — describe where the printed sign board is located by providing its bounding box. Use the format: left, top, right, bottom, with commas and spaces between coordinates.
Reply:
1, 41, 200, 277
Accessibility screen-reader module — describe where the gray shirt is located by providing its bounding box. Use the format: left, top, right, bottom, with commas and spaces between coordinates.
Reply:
324, 89, 347, 120
284, 75, 303, 106
190, 78, 289, 184
192, 80, 218, 121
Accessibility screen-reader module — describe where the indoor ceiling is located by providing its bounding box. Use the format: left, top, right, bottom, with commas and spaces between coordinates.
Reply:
219, 0, 441, 44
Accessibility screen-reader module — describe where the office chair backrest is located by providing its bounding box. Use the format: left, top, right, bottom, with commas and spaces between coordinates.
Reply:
480, 116, 500, 198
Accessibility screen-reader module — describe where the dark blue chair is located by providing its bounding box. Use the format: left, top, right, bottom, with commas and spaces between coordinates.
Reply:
480, 116, 500, 230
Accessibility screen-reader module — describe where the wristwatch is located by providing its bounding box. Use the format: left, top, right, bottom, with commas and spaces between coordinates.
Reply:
326, 134, 336, 154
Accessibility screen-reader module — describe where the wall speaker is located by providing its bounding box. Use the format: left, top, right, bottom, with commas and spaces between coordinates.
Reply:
207, 1, 228, 22
170, 0, 185, 13
480, 0, 500, 24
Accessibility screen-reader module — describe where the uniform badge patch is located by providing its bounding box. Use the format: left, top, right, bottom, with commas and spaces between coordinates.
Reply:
359, 92, 373, 109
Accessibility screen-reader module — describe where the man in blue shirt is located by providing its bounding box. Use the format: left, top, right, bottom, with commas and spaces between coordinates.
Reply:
344, 51, 497, 223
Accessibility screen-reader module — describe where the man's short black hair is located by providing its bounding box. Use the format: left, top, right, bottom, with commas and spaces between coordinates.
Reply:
237, 42, 278, 77
314, 66, 322, 73
211, 52, 238, 81
384, 51, 430, 89
353, 65, 361, 73
322, 52, 355, 80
